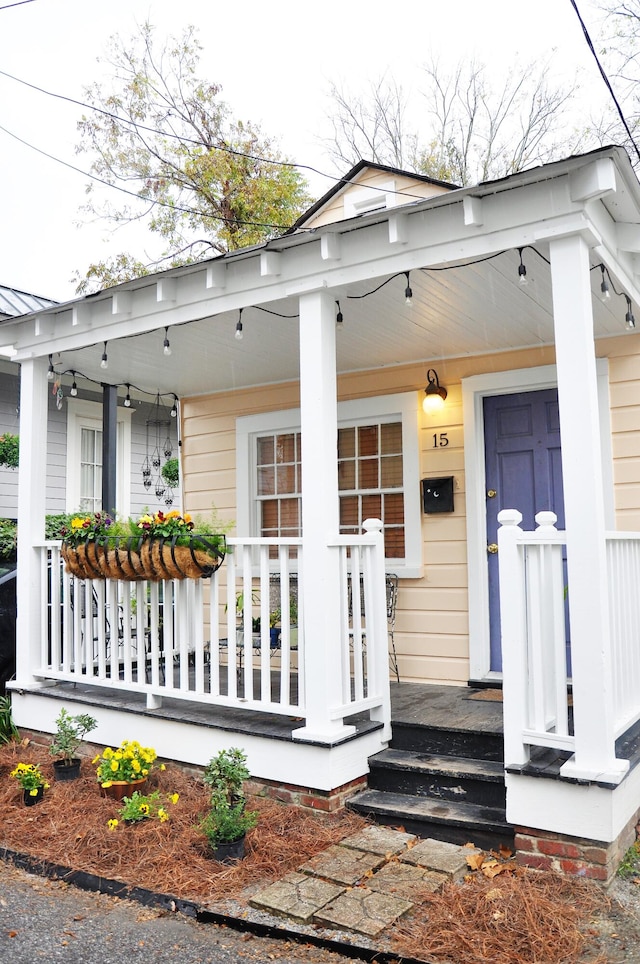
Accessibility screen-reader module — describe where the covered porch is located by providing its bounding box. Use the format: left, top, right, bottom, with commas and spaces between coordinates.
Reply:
5, 147, 640, 850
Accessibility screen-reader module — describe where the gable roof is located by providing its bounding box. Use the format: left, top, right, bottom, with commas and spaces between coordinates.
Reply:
288, 160, 458, 232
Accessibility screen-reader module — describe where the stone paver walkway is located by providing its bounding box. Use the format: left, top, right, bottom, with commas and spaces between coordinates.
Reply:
250, 826, 477, 938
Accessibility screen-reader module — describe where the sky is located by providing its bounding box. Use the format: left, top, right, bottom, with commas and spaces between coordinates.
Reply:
0, 0, 610, 303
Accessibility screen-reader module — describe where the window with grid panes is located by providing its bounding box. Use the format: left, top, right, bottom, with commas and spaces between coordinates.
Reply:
256, 432, 302, 548
338, 421, 404, 558
80, 426, 103, 513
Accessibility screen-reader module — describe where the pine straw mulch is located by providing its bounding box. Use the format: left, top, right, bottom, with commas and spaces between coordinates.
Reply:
391, 866, 610, 964
0, 737, 366, 904
0, 736, 614, 964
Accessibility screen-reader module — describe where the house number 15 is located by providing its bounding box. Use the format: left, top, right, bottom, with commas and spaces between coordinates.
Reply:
432, 432, 449, 447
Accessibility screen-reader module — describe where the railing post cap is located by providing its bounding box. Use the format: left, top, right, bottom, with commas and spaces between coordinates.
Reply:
535, 511, 558, 529
362, 518, 383, 533
497, 509, 523, 526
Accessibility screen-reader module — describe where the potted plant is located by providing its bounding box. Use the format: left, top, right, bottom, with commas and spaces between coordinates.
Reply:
94, 739, 161, 799
49, 707, 97, 780
201, 747, 257, 861
200, 797, 258, 862
10, 762, 49, 806
203, 747, 250, 805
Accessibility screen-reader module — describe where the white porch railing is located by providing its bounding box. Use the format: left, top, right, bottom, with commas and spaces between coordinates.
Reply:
498, 509, 640, 782
34, 527, 389, 743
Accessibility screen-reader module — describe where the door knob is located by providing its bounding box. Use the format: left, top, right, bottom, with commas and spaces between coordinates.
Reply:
487, 543, 498, 554
487, 489, 497, 498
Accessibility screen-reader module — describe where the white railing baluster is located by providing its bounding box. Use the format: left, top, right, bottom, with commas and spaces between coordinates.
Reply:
38, 532, 387, 741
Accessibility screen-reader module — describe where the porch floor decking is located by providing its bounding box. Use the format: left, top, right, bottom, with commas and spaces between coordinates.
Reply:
18, 679, 504, 745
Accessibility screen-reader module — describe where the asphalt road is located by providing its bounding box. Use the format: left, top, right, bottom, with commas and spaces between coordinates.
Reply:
0, 863, 363, 964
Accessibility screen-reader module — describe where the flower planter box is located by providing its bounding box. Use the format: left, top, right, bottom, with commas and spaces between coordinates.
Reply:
61, 534, 225, 581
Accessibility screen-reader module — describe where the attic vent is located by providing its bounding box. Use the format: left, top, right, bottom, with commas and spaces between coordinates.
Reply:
344, 179, 397, 218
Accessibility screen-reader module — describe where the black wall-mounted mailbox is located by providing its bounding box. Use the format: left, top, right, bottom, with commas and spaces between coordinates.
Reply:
422, 476, 455, 514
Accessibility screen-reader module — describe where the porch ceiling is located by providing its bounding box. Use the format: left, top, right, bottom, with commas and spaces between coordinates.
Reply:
42, 246, 630, 401
5, 147, 640, 401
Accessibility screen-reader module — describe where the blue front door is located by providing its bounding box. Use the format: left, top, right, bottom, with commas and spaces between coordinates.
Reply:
484, 389, 566, 672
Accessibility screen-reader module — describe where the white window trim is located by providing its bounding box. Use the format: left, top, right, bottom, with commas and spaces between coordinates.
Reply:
66, 398, 133, 516
237, 392, 422, 577
462, 361, 613, 682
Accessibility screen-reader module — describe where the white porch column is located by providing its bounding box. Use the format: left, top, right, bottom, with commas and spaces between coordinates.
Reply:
293, 288, 355, 743
549, 233, 628, 782
14, 356, 49, 687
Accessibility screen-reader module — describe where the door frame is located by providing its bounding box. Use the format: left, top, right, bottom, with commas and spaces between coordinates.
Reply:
462, 361, 614, 682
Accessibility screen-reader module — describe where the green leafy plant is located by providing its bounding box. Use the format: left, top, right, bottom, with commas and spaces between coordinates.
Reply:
45, 513, 76, 540
93, 739, 160, 787
203, 748, 251, 805
49, 707, 97, 765
0, 695, 19, 744
117, 789, 174, 823
200, 799, 258, 845
161, 458, 179, 488
617, 840, 640, 879
10, 762, 49, 794
59, 511, 117, 547
0, 433, 19, 469
0, 519, 17, 559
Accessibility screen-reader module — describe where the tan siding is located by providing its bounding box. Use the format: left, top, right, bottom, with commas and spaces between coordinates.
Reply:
608, 341, 640, 531
181, 337, 640, 687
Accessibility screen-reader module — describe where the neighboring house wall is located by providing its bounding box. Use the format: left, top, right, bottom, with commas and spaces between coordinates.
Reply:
181, 336, 640, 687
0, 370, 180, 520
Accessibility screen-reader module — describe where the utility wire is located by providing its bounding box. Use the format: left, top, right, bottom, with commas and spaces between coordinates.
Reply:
0, 67, 438, 201
0, 121, 293, 232
568, 0, 640, 164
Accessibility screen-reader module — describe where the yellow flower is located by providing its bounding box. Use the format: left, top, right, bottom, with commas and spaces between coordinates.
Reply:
159, 763, 166, 771
101, 781, 113, 788
108, 819, 118, 831
29, 788, 39, 797
157, 809, 168, 823
139, 803, 150, 816
103, 747, 114, 759
91, 754, 100, 765
110, 759, 119, 772
131, 759, 141, 773
170, 793, 179, 805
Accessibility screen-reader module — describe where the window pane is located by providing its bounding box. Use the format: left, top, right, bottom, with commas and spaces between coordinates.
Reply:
340, 496, 359, 527
276, 464, 296, 494
384, 529, 405, 558
280, 498, 300, 530
358, 458, 379, 489
358, 425, 378, 457
338, 427, 355, 459
257, 437, 274, 465
362, 494, 382, 519
276, 434, 296, 463
258, 466, 275, 495
338, 459, 356, 491
261, 501, 278, 531
384, 493, 404, 523
381, 455, 403, 488
381, 422, 402, 454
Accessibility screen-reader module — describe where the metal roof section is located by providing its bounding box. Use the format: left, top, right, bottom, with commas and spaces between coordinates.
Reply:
0, 285, 58, 319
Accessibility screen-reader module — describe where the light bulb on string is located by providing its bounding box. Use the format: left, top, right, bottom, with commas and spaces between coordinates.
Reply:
47, 355, 54, 380
625, 295, 636, 330
163, 327, 172, 356
517, 248, 528, 286
600, 265, 611, 301
124, 385, 132, 408
70, 371, 78, 397
404, 272, 413, 305
235, 308, 244, 341
100, 342, 108, 370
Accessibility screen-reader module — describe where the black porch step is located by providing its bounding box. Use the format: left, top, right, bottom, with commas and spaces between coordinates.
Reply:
368, 749, 506, 809
390, 720, 504, 762
347, 788, 513, 851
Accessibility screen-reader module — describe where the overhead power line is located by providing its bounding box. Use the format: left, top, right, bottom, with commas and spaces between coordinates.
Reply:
568, 0, 640, 164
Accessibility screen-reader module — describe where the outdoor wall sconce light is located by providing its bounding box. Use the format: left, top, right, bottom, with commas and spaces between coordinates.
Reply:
422, 369, 447, 414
